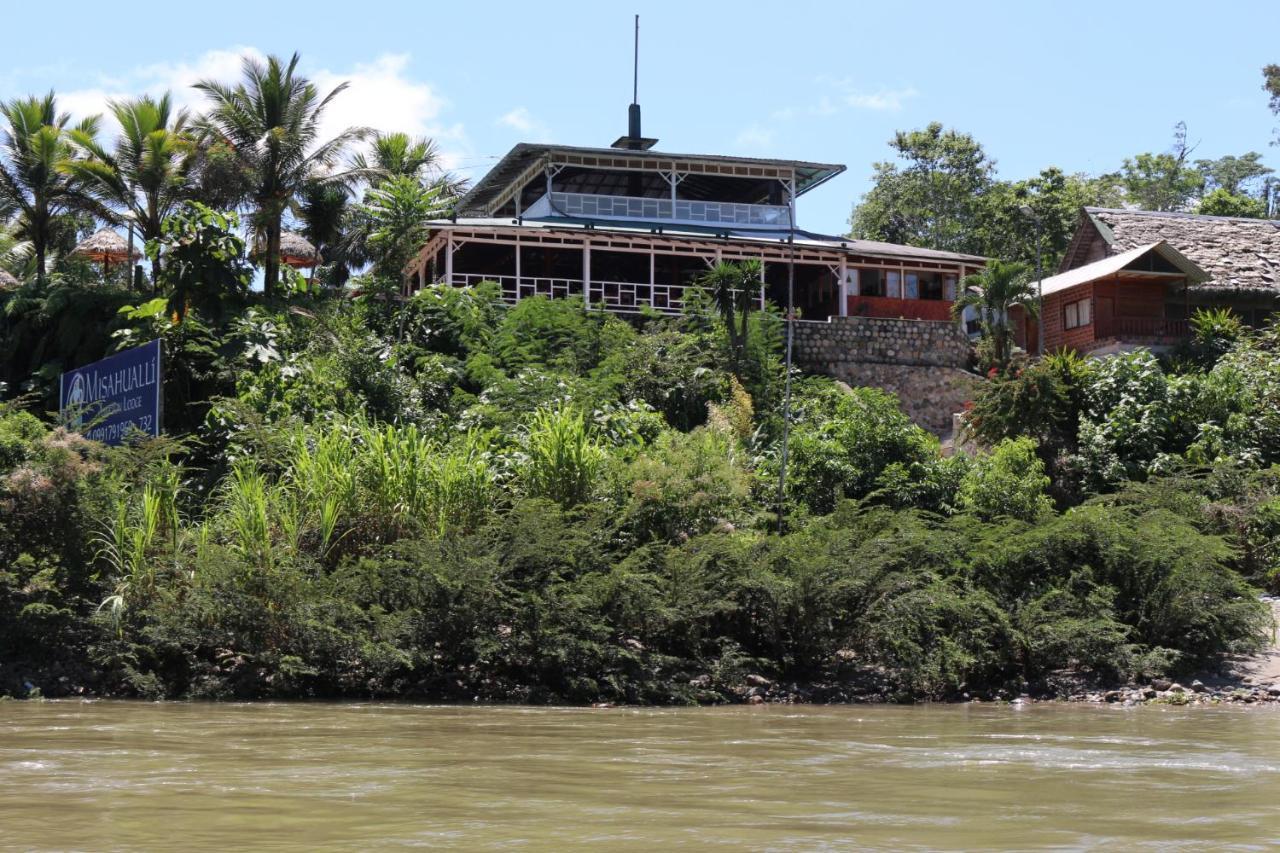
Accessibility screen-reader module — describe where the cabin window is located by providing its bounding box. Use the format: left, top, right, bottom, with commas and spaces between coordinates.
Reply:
854, 268, 885, 297
943, 275, 957, 301
916, 272, 945, 300
905, 273, 919, 300
886, 271, 901, 299
1063, 297, 1091, 330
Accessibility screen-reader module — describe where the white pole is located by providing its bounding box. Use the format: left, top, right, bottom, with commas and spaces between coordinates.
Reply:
583, 240, 592, 309
838, 256, 848, 317
445, 238, 454, 286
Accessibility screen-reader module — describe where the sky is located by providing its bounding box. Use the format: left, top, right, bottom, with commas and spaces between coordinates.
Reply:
1, 0, 1277, 235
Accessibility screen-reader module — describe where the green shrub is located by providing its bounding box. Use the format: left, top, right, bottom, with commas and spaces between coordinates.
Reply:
780, 379, 936, 514
958, 437, 1053, 521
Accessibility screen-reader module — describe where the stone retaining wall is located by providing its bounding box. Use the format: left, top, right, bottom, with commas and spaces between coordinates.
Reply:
790, 317, 977, 434
791, 316, 971, 369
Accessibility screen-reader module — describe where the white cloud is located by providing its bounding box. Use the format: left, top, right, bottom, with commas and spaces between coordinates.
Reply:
58, 47, 464, 160
735, 125, 774, 150
844, 87, 919, 112
496, 106, 551, 142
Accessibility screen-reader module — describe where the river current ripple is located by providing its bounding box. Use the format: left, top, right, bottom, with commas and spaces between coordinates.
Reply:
1, 701, 1278, 850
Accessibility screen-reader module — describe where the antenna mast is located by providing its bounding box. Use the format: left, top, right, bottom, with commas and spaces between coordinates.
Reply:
633, 14, 639, 104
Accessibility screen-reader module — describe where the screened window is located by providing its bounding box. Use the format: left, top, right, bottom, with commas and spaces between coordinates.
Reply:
1063, 297, 1091, 330
904, 273, 920, 300
854, 268, 885, 297
886, 271, 902, 299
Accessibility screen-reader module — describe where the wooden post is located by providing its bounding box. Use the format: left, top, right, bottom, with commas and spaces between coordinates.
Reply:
838, 256, 848, 317
444, 238, 454, 286
583, 240, 592, 309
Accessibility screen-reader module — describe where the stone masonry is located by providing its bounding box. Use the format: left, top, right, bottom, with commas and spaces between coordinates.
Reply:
790, 317, 978, 435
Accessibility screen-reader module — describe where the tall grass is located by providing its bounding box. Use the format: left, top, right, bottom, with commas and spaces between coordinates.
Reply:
521, 404, 605, 507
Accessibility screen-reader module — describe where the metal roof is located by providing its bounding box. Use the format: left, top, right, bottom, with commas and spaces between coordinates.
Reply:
1038, 241, 1208, 296
421, 217, 985, 265
456, 143, 846, 217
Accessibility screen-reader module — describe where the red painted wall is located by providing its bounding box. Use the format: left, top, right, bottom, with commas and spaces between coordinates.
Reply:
847, 295, 954, 322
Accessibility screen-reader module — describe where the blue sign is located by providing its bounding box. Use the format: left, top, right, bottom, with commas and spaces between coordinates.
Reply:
59, 340, 162, 445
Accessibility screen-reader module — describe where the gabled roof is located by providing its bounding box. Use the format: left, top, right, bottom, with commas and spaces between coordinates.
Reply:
456, 142, 845, 217
1079, 207, 1280, 293
1038, 241, 1208, 297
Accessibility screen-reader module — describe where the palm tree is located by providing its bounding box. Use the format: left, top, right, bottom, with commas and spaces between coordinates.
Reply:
358, 175, 447, 278
298, 179, 350, 285
349, 131, 467, 196
951, 259, 1037, 368
61, 94, 195, 283
195, 52, 368, 297
697, 259, 762, 379
0, 92, 103, 285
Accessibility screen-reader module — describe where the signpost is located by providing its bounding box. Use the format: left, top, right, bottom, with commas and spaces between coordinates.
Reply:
59, 340, 162, 445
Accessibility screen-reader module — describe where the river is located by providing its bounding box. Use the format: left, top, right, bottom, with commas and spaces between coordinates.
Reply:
2, 701, 1278, 850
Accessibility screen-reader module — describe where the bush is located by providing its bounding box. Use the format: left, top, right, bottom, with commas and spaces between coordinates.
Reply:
958, 437, 1053, 521
780, 379, 936, 514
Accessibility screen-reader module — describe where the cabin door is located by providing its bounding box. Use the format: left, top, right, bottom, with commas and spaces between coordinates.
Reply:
1095, 295, 1113, 338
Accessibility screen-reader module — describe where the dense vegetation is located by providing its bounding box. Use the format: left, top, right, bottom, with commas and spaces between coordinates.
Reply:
2, 278, 1277, 702
1, 52, 1277, 704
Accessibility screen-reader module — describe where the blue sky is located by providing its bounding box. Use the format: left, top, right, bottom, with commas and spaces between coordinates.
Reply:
2, 0, 1276, 234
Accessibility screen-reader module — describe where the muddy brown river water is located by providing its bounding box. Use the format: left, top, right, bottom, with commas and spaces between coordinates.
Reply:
1, 701, 1278, 850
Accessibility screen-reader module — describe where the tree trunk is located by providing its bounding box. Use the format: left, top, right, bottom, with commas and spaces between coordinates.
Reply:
34, 239, 46, 288
264, 218, 281, 299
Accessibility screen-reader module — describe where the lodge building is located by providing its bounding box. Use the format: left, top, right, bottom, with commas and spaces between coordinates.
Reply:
402, 117, 984, 326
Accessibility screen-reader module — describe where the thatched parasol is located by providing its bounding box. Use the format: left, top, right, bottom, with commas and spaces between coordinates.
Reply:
73, 228, 139, 277
0, 269, 18, 289
278, 231, 320, 269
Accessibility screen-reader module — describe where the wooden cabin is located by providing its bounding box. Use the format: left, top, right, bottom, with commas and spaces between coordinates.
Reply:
1020, 241, 1208, 354
1059, 207, 1280, 326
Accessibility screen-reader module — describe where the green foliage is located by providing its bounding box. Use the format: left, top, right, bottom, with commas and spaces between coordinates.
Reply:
958, 437, 1053, 521
952, 259, 1035, 369
620, 425, 755, 543
147, 202, 252, 322
849, 122, 994, 254
520, 404, 605, 508
1197, 187, 1268, 218
355, 175, 447, 277
781, 379, 937, 514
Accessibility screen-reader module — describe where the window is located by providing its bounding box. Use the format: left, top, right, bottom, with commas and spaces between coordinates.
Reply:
1063, 297, 1091, 330
905, 273, 920, 300
918, 272, 944, 300
943, 275, 957, 301
886, 271, 901, 299
855, 267, 885, 297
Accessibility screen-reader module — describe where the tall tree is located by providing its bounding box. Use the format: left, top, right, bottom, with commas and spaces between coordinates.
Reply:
298, 179, 350, 285
952, 259, 1036, 369
1194, 152, 1272, 197
195, 53, 367, 297
1265, 64, 1280, 146
1118, 122, 1202, 212
0, 93, 101, 285
849, 122, 994, 254
357, 175, 447, 278
977, 168, 1123, 270
62, 93, 195, 282
1197, 187, 1268, 218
